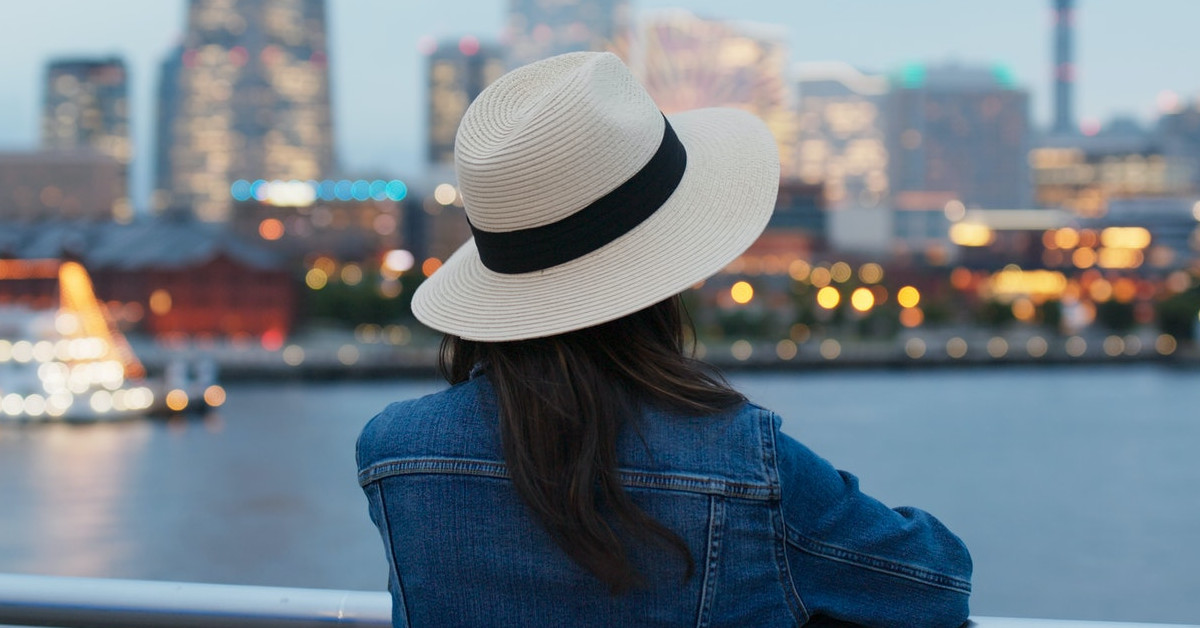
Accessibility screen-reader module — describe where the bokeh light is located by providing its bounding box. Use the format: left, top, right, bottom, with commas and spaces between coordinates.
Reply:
858, 263, 884, 284
850, 287, 875, 312
730, 281, 754, 304
258, 218, 284, 240
305, 268, 328, 290
897, 286, 921, 308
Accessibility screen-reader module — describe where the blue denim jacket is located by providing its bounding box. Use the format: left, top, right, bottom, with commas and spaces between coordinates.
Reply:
357, 373, 972, 627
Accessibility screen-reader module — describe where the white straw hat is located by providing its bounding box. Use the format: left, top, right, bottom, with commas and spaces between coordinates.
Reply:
412, 52, 780, 342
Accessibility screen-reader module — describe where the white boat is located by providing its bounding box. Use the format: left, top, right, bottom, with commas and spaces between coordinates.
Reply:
0, 260, 154, 422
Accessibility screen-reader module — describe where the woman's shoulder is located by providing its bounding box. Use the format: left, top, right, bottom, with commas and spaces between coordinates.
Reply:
618, 400, 785, 497
355, 376, 499, 472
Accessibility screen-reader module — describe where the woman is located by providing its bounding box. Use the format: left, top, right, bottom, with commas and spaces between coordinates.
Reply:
357, 52, 972, 627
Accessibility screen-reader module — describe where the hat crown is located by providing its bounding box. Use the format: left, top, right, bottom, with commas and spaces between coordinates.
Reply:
454, 52, 665, 233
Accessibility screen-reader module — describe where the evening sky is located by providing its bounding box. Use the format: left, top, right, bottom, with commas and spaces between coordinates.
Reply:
0, 0, 1196, 208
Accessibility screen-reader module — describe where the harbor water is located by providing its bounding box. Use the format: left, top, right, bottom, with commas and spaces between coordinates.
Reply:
0, 365, 1197, 624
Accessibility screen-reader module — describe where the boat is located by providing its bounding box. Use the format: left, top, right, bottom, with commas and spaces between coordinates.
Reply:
0, 259, 158, 421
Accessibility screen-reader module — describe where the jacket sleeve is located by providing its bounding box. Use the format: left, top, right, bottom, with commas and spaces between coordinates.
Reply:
773, 421, 972, 628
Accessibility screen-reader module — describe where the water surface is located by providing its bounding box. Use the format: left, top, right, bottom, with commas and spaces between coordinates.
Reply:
0, 366, 1197, 624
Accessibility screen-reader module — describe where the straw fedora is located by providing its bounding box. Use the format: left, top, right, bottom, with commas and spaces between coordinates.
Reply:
412, 52, 780, 342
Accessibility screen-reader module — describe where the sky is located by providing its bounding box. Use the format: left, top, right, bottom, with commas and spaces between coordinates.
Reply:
1, 0, 1198, 209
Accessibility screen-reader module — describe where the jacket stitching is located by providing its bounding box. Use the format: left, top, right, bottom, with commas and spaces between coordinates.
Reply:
359, 458, 778, 500
694, 494, 724, 628
762, 409, 810, 624
785, 530, 972, 594
372, 484, 410, 627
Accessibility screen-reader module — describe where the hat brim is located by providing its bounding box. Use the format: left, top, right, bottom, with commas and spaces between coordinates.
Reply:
411, 107, 781, 342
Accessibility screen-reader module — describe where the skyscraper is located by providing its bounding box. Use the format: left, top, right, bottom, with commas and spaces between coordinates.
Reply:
1051, 0, 1077, 135
426, 37, 505, 169
637, 10, 795, 175
164, 0, 335, 223
795, 62, 890, 210
41, 57, 132, 221
505, 0, 630, 68
886, 64, 1031, 210
153, 44, 184, 214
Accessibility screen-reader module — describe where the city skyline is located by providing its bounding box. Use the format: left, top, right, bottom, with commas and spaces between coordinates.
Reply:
2, 0, 1199, 210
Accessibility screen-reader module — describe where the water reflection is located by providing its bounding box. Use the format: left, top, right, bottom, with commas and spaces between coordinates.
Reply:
6, 421, 152, 576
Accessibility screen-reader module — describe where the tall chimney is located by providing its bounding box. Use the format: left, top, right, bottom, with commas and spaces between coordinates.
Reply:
1052, 0, 1076, 134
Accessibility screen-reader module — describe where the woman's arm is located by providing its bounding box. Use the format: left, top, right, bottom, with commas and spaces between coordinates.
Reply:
773, 423, 972, 628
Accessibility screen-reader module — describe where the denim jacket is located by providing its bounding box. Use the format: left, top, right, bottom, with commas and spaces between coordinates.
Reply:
356, 373, 972, 627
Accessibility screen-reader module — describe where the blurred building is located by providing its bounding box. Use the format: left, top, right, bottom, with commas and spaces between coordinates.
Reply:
1032, 118, 1193, 217
949, 209, 1070, 270
743, 181, 825, 261
426, 37, 505, 169
424, 203, 472, 263
1083, 197, 1200, 271
0, 221, 294, 340
827, 206, 894, 256
637, 10, 795, 174
227, 178, 410, 264
767, 181, 826, 238
725, 182, 824, 277
153, 44, 185, 213
161, 0, 335, 223
1050, 0, 1077, 136
40, 57, 132, 221
891, 207, 954, 265
794, 62, 889, 210
505, 0, 630, 68
0, 151, 122, 222
1158, 103, 1200, 190
886, 64, 1031, 210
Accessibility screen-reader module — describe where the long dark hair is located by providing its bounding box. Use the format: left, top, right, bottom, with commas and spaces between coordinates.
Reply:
439, 295, 744, 593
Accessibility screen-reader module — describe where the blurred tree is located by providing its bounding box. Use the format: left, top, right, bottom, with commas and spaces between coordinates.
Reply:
922, 298, 954, 326
1040, 300, 1062, 330
977, 299, 1015, 328
1158, 290, 1200, 341
300, 272, 420, 328
1095, 300, 1135, 332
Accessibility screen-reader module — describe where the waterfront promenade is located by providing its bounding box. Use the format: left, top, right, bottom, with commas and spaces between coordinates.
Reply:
129, 328, 1200, 381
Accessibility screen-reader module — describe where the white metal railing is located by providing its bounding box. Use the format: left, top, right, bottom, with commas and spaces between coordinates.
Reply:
0, 573, 1196, 628
0, 573, 389, 627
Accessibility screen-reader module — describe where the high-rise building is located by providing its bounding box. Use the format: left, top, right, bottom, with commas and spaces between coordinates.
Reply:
426, 37, 505, 169
153, 44, 184, 214
1051, 0, 1077, 135
795, 62, 889, 210
637, 10, 795, 175
41, 57, 132, 221
886, 64, 1031, 210
164, 0, 335, 223
505, 0, 630, 68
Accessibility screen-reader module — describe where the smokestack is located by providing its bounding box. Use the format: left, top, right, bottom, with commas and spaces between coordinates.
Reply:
1052, 0, 1076, 134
